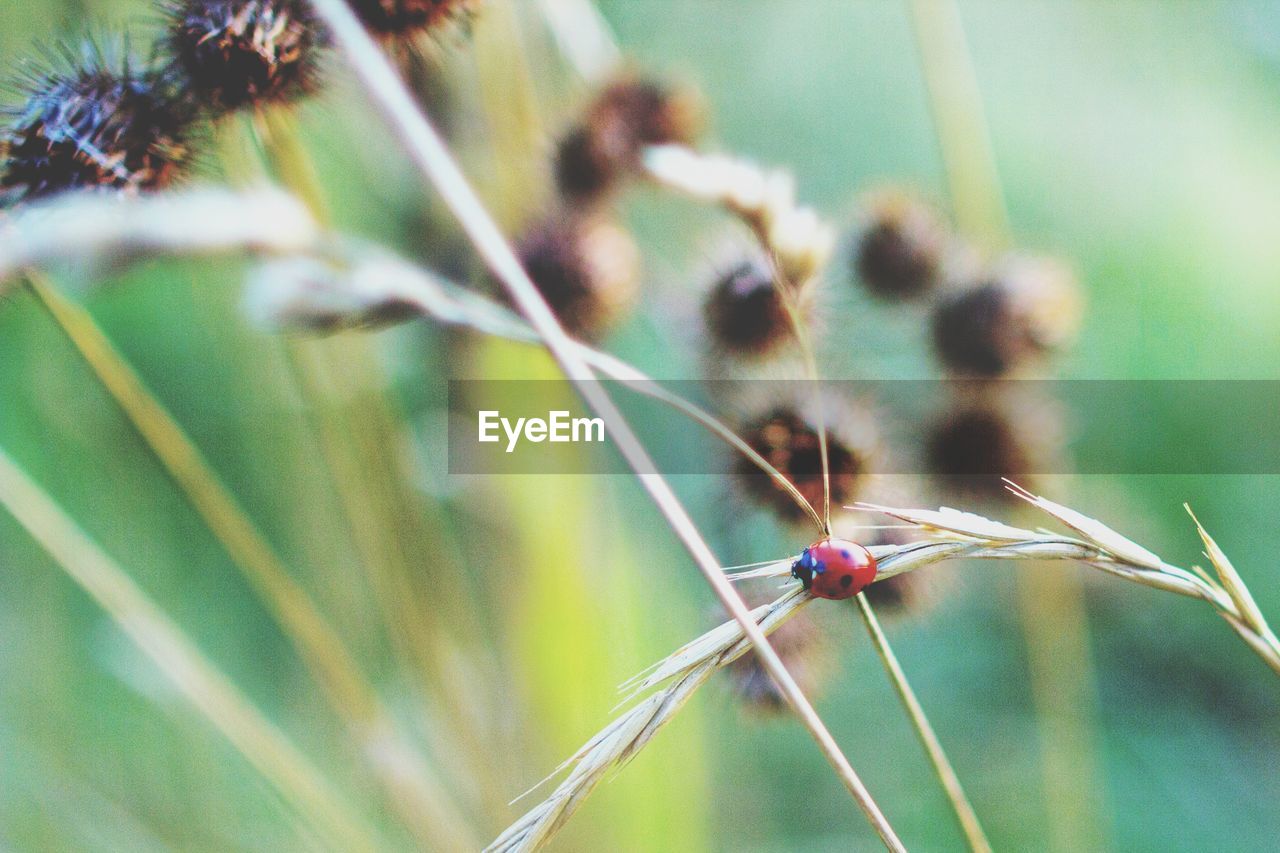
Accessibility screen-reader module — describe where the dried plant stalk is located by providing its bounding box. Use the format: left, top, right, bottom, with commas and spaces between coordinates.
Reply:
25, 271, 477, 850
0, 446, 379, 853
303, 1, 900, 847
0, 187, 318, 286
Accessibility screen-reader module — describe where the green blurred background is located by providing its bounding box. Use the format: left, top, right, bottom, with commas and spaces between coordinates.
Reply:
2, 1, 1279, 850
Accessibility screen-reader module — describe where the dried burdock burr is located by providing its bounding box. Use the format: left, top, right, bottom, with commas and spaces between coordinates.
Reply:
931, 254, 1082, 377
554, 74, 703, 205
349, 0, 475, 39
514, 213, 640, 341
924, 393, 1058, 504
850, 191, 947, 301
726, 609, 830, 714
702, 256, 796, 360
2, 42, 194, 203
735, 398, 877, 524
164, 0, 326, 114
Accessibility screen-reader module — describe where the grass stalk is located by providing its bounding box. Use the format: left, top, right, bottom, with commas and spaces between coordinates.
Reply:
854, 593, 991, 853
245, 104, 506, 803
0, 444, 378, 853
905, 0, 1011, 245
23, 271, 477, 851
303, 0, 903, 847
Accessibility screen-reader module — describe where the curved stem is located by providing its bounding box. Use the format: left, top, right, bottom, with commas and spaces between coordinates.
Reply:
779, 288, 832, 535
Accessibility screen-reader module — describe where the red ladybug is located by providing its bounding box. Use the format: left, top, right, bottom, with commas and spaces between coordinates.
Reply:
791, 538, 877, 600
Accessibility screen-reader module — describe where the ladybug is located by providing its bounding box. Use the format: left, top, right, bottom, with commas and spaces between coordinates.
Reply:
791, 538, 878, 600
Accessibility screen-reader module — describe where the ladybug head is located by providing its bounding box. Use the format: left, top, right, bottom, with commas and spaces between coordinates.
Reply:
790, 546, 824, 591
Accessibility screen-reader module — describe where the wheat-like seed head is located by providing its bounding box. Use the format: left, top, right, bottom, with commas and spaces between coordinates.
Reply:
0, 186, 318, 287
487, 587, 811, 853
487, 484, 1280, 852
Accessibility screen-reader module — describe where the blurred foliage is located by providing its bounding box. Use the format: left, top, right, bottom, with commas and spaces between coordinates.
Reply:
2, 0, 1280, 850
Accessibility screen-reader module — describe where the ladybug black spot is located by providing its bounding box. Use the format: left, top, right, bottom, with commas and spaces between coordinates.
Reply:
840, 574, 854, 588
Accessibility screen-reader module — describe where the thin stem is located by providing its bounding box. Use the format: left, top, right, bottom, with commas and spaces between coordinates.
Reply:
580, 345, 826, 533
855, 594, 991, 853
535, 0, 622, 82
782, 293, 832, 535
23, 271, 477, 851
0, 444, 378, 853
304, 1, 902, 847
247, 104, 505, 793
905, 0, 1011, 244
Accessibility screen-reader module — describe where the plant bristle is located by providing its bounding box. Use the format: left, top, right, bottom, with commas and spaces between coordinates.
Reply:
2, 43, 194, 202
166, 0, 326, 114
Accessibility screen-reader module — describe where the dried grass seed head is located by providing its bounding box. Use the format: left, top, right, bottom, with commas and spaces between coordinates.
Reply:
931, 253, 1082, 377
514, 212, 640, 341
640, 146, 836, 286
349, 0, 476, 38
850, 190, 948, 300
555, 73, 703, 204
2, 41, 195, 203
165, 0, 326, 114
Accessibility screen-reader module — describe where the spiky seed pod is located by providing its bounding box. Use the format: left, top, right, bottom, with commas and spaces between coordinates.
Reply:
165, 0, 325, 114
555, 75, 703, 204
924, 394, 1058, 504
349, 0, 473, 38
703, 257, 794, 359
726, 609, 829, 714
850, 192, 947, 300
735, 400, 876, 524
931, 254, 1082, 377
1, 44, 194, 203
515, 214, 640, 341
